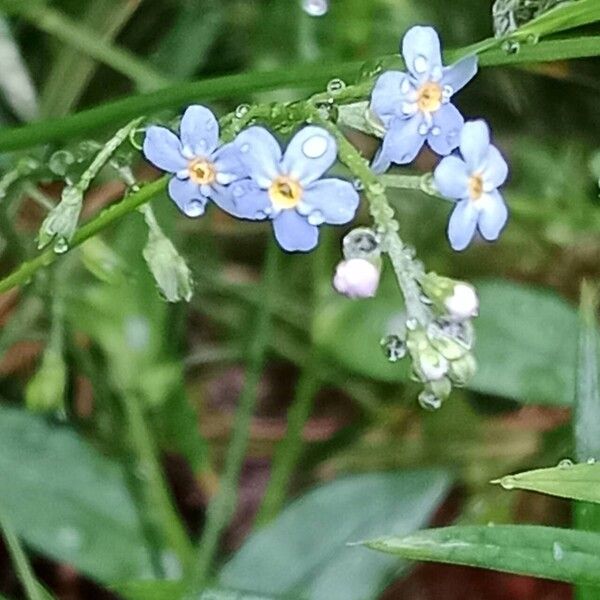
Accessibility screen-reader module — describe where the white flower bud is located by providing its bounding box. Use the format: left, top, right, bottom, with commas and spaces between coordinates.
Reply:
333, 258, 380, 299
419, 352, 449, 382
444, 283, 479, 321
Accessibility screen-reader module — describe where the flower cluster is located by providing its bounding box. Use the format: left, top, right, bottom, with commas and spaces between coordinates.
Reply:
369, 25, 509, 251
143, 107, 359, 252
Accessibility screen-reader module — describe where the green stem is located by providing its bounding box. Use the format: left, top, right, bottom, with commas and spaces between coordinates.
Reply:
0, 177, 167, 294
0, 509, 52, 600
312, 113, 429, 325
0, 0, 167, 90
191, 243, 278, 588
254, 353, 321, 526
2, 34, 600, 153
123, 392, 195, 574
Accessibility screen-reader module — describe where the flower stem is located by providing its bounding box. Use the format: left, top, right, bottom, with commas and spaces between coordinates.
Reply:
0, 177, 167, 295
191, 243, 278, 588
123, 392, 195, 575
311, 113, 429, 325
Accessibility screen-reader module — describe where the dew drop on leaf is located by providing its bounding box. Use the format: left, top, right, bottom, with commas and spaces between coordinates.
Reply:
301, 0, 329, 17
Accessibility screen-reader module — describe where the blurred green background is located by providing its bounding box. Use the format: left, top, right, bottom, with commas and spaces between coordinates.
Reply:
0, 0, 599, 599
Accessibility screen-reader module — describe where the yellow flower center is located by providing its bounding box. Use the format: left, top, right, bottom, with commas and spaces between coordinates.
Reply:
268, 176, 303, 209
417, 82, 443, 113
468, 175, 484, 201
188, 158, 216, 185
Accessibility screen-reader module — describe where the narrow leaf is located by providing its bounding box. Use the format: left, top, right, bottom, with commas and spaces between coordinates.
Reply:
519, 0, 600, 38
364, 525, 600, 587
493, 462, 600, 504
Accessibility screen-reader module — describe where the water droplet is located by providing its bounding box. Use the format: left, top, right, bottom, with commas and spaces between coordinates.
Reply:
499, 476, 516, 490
502, 39, 520, 54
381, 335, 407, 363
343, 227, 380, 260
587, 457, 597, 465
185, 200, 205, 217
418, 123, 429, 136
160, 550, 183, 579
240, 143, 250, 153
49, 150, 75, 177
431, 126, 441, 136
553, 541, 564, 561
405, 317, 419, 331
558, 458, 574, 469
125, 315, 150, 351
418, 390, 442, 411
302, 135, 329, 159
327, 78, 346, 94
353, 179, 364, 192
413, 55, 429, 74
53, 237, 69, 254
307, 210, 324, 226
301, 0, 329, 17
235, 104, 250, 118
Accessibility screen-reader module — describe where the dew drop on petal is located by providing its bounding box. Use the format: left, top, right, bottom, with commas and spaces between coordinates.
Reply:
301, 0, 328, 16
418, 123, 429, 136
307, 210, 324, 226
233, 185, 245, 198
413, 55, 429, 74
186, 200, 205, 217
431, 126, 441, 136
302, 135, 329, 159
240, 143, 250, 153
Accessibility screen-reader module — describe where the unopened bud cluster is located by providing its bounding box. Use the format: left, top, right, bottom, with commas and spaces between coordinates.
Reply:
381, 272, 479, 410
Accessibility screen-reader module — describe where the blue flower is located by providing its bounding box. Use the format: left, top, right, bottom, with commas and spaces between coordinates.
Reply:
227, 126, 360, 252
143, 105, 244, 217
370, 26, 478, 172
434, 120, 509, 251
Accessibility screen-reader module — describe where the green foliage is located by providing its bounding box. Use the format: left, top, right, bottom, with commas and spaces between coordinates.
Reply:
220, 471, 451, 600
364, 525, 600, 586
0, 405, 156, 583
315, 278, 579, 405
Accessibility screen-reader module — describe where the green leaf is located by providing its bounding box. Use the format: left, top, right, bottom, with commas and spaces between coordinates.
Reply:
115, 581, 295, 600
0, 405, 155, 583
220, 470, 451, 600
493, 462, 600, 503
315, 279, 578, 405
364, 525, 600, 587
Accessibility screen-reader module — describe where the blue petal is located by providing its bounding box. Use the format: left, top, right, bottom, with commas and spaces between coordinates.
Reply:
427, 103, 464, 156
224, 179, 271, 220
370, 71, 412, 123
300, 178, 360, 225
402, 26, 443, 81
442, 55, 478, 94
233, 127, 282, 188
213, 142, 246, 185
459, 120, 491, 172
477, 190, 508, 241
272, 210, 319, 252
447, 199, 478, 251
434, 155, 470, 199
180, 105, 219, 157
281, 126, 337, 187
374, 116, 424, 171
482, 145, 509, 189
143, 126, 186, 173
168, 177, 208, 217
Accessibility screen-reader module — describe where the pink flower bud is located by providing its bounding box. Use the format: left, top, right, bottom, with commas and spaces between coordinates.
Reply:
333, 258, 380, 299
444, 283, 479, 321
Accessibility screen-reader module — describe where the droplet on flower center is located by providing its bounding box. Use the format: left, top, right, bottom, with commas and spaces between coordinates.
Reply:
269, 176, 303, 209
468, 175, 484, 201
417, 82, 443, 113
188, 158, 216, 185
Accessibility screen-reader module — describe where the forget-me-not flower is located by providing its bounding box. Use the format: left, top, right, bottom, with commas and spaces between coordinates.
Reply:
370, 26, 478, 172
226, 126, 360, 252
434, 120, 509, 251
143, 105, 244, 217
